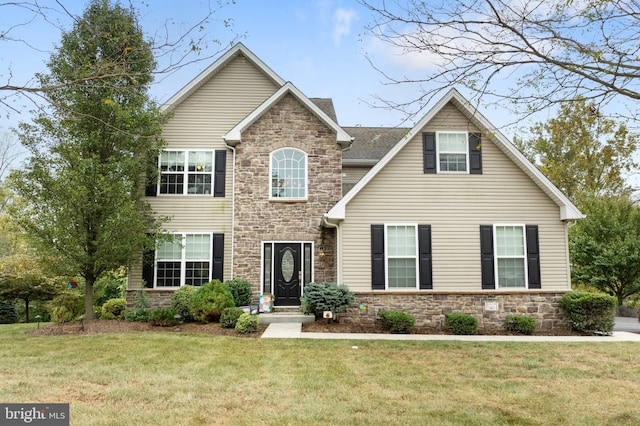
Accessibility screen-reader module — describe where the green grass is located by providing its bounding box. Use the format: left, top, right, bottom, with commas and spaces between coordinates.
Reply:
2, 323, 640, 425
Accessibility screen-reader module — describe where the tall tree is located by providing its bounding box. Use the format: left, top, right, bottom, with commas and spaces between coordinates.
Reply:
570, 196, 640, 305
514, 98, 638, 203
7, 0, 167, 319
361, 0, 640, 122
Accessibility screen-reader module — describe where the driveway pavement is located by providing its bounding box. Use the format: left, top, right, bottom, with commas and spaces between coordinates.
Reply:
614, 316, 640, 332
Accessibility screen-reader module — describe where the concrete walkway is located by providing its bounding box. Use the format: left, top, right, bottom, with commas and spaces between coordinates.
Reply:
261, 318, 640, 342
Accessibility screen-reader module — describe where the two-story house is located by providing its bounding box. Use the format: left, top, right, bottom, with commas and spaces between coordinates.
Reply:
127, 43, 582, 331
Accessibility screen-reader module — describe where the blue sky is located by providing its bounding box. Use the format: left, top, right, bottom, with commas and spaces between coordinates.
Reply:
1, 0, 523, 137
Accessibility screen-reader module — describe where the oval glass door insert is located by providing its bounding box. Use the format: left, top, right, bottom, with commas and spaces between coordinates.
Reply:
281, 248, 295, 282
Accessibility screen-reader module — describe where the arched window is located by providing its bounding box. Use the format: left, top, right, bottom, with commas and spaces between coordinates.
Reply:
270, 148, 307, 199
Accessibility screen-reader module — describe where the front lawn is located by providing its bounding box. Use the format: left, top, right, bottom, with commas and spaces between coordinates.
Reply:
1, 323, 639, 425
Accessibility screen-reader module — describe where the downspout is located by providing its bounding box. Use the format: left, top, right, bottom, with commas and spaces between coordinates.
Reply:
226, 143, 236, 280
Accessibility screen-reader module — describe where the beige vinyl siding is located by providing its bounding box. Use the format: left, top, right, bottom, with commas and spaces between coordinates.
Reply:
129, 55, 280, 289
341, 102, 571, 292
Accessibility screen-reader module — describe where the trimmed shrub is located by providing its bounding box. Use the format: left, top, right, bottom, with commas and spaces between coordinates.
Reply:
560, 291, 616, 334
190, 280, 235, 323
0, 300, 18, 324
224, 279, 253, 307
235, 313, 259, 334
149, 308, 180, 327
503, 315, 537, 335
220, 307, 245, 328
170, 285, 197, 322
445, 312, 478, 335
300, 282, 354, 319
101, 298, 126, 320
378, 310, 416, 334
50, 291, 84, 323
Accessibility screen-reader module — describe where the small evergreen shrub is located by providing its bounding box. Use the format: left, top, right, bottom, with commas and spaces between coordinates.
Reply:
0, 300, 18, 324
170, 285, 197, 322
149, 308, 180, 327
50, 291, 84, 323
378, 310, 416, 334
224, 279, 253, 306
101, 298, 126, 320
560, 292, 616, 334
503, 314, 537, 335
125, 290, 151, 322
220, 307, 245, 328
445, 312, 478, 335
190, 280, 235, 323
300, 282, 354, 319
235, 313, 259, 334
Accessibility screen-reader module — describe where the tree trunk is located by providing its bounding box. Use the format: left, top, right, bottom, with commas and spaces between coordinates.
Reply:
85, 277, 94, 320
24, 298, 30, 323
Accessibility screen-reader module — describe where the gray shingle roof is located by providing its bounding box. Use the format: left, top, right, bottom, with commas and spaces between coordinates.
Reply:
342, 127, 409, 163
309, 98, 338, 123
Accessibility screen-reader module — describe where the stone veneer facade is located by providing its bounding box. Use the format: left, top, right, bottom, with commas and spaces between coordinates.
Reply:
231, 94, 341, 299
340, 291, 570, 333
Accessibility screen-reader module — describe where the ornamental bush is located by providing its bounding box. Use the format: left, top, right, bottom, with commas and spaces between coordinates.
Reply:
149, 307, 180, 326
445, 312, 478, 335
50, 291, 84, 323
235, 313, 259, 334
220, 307, 245, 328
101, 298, 126, 320
224, 279, 253, 307
560, 291, 616, 334
300, 282, 354, 319
170, 285, 197, 322
190, 280, 235, 323
125, 290, 151, 322
0, 300, 18, 324
503, 314, 537, 335
378, 310, 416, 334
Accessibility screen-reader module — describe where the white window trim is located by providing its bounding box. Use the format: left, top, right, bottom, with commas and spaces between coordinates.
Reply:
384, 223, 419, 290
436, 131, 469, 174
155, 232, 213, 288
493, 224, 529, 289
158, 149, 215, 196
269, 148, 308, 201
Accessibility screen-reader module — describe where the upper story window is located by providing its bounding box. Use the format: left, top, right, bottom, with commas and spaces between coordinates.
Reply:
437, 132, 468, 173
422, 132, 482, 175
270, 148, 307, 200
160, 150, 213, 195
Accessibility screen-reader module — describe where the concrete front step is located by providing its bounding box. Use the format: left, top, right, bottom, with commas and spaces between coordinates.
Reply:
258, 312, 315, 325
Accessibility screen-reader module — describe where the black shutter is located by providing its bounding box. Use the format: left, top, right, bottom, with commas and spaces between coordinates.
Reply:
469, 133, 482, 174
214, 150, 226, 197
145, 155, 158, 196
480, 225, 495, 289
418, 225, 433, 290
212, 233, 224, 281
423, 132, 437, 174
526, 225, 541, 289
371, 225, 385, 290
142, 249, 155, 289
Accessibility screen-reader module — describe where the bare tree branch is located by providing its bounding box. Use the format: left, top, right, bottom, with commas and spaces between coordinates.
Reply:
361, 0, 640, 124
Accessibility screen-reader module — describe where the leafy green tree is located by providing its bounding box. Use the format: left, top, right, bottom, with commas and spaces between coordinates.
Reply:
7, 0, 167, 319
570, 196, 640, 305
514, 98, 638, 204
0, 254, 63, 322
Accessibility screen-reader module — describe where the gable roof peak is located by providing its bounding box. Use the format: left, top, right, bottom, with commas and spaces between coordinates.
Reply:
160, 42, 286, 114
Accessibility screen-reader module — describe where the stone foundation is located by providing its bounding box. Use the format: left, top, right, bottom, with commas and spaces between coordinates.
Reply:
126, 290, 175, 309
340, 291, 570, 333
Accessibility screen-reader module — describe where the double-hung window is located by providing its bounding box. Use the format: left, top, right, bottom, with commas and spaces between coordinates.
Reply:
160, 150, 213, 195
495, 225, 526, 288
438, 132, 468, 172
270, 148, 307, 199
156, 234, 211, 287
386, 224, 418, 289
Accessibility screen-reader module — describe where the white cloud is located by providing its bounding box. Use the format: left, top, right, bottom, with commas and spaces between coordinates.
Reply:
332, 8, 357, 45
